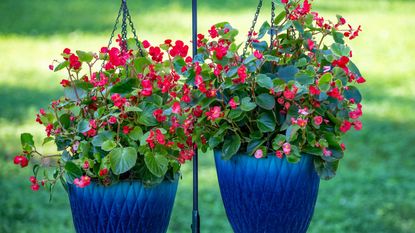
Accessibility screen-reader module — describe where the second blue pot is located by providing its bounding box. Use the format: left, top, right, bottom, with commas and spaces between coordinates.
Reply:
68, 179, 178, 233
214, 151, 320, 233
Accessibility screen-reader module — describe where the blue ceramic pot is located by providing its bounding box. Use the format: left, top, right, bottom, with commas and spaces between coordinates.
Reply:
68, 179, 178, 233
214, 151, 320, 233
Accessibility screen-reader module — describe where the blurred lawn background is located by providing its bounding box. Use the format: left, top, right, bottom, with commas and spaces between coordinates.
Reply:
1, 0, 415, 232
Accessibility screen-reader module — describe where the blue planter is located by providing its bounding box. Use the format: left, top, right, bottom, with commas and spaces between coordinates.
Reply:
214, 151, 320, 233
68, 179, 178, 233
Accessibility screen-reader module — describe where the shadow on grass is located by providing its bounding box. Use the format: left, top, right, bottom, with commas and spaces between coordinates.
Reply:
0, 85, 61, 123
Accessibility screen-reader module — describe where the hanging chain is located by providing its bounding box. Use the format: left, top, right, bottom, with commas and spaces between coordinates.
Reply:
125, 6, 144, 56
270, 1, 276, 50
100, 3, 123, 72
242, 0, 263, 60
121, 0, 129, 51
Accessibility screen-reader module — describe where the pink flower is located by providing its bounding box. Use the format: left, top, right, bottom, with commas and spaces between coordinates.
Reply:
60, 79, 71, 87
276, 150, 283, 159
74, 176, 91, 188
13, 155, 29, 168
356, 76, 366, 84
111, 94, 127, 109
205, 106, 223, 121
307, 39, 315, 51
296, 118, 308, 127
309, 85, 321, 95
298, 107, 309, 115
82, 161, 90, 170
141, 79, 153, 96
323, 148, 332, 157
340, 120, 352, 133
153, 109, 167, 122
172, 102, 181, 114
108, 116, 117, 124
99, 168, 109, 177
142, 40, 150, 49
48, 65, 54, 71
254, 149, 263, 159
353, 120, 362, 130
282, 143, 291, 155
208, 26, 218, 38
155, 129, 166, 145
233, 65, 247, 84
253, 50, 263, 59
313, 116, 323, 125
228, 98, 238, 110
122, 126, 131, 134
31, 183, 40, 191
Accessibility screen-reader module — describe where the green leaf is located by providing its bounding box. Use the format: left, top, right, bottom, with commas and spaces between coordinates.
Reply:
240, 97, 257, 111
134, 57, 152, 73
274, 11, 287, 25
222, 134, 241, 160
42, 137, 54, 145
144, 153, 169, 177
208, 136, 222, 149
247, 139, 266, 155
331, 43, 350, 57
91, 131, 115, 147
21, 133, 35, 151
125, 106, 143, 112
314, 158, 339, 180
228, 109, 243, 119
64, 161, 83, 183
256, 93, 275, 110
101, 140, 117, 151
137, 105, 158, 126
255, 74, 273, 89
344, 86, 362, 103
257, 112, 276, 133
59, 114, 71, 129
64, 87, 87, 101
286, 125, 301, 142
129, 127, 143, 141
77, 120, 91, 133
277, 65, 299, 82
318, 73, 333, 92
110, 78, 139, 94
109, 147, 138, 175
54, 61, 69, 72
76, 50, 93, 63
272, 134, 286, 150
258, 21, 270, 40
252, 41, 268, 52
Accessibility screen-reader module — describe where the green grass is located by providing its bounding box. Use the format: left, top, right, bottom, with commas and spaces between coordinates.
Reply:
1, 0, 415, 232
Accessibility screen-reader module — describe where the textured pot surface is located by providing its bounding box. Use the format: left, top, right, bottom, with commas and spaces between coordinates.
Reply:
68, 179, 178, 233
215, 151, 320, 233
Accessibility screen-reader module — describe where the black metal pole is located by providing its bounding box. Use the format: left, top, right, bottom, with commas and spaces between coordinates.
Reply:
191, 0, 200, 232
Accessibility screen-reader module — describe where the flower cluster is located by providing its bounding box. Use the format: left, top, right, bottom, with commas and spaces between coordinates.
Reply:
15, 36, 195, 192
186, 0, 364, 180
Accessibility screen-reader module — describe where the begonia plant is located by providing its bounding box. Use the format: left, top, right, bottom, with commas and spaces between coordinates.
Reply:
187, 0, 365, 179
14, 37, 196, 193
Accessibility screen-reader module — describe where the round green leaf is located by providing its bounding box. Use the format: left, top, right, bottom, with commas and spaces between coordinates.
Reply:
222, 134, 241, 160
255, 74, 273, 89
144, 153, 169, 177
257, 112, 276, 133
240, 97, 257, 112
101, 140, 117, 151
318, 73, 333, 92
109, 147, 138, 175
256, 93, 275, 110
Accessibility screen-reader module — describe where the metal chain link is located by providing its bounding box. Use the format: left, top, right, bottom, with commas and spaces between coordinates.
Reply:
121, 0, 128, 52
270, 1, 276, 50
242, 0, 264, 60
100, 3, 123, 71
125, 6, 144, 56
